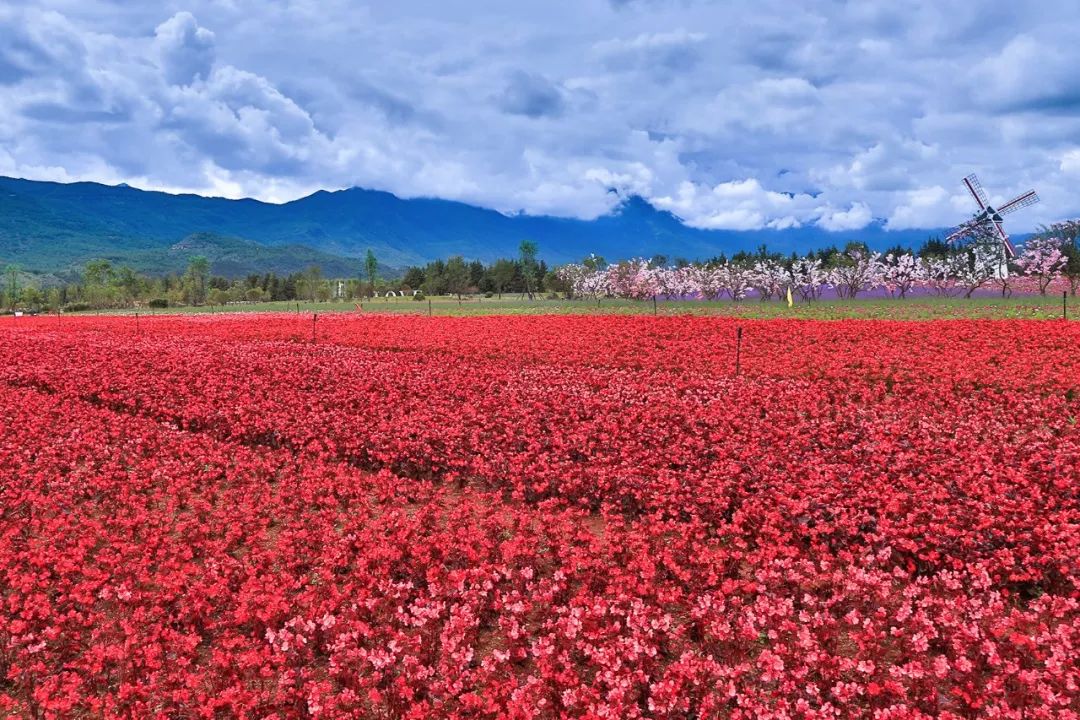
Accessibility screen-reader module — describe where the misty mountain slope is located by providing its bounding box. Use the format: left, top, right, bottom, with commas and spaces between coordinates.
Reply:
0, 176, 948, 276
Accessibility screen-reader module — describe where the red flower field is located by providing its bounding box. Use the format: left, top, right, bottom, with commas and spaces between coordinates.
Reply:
1, 314, 1078, 718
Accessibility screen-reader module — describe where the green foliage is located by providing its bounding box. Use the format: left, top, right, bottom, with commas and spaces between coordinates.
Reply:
444, 256, 470, 298
917, 237, 955, 260
364, 249, 378, 295
183, 256, 211, 306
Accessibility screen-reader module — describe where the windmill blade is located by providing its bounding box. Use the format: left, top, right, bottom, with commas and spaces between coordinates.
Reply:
996, 189, 1039, 216
945, 220, 980, 244
994, 221, 1017, 258
963, 174, 989, 209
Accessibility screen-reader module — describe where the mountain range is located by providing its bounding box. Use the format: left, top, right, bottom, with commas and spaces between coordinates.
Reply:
0, 175, 949, 278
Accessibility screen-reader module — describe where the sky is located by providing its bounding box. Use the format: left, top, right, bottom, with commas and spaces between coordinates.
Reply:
1, 0, 1077, 233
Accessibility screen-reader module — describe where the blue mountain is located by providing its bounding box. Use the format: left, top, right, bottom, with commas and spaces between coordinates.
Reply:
0, 175, 946, 276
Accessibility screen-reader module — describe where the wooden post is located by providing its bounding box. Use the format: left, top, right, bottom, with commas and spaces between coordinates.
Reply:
653, 295, 657, 315
428, 298, 432, 317
1065, 290, 1069, 321
135, 312, 139, 335
312, 313, 317, 343
735, 326, 743, 377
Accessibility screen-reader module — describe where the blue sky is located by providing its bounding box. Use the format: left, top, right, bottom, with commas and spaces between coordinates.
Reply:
1, 1, 1077, 232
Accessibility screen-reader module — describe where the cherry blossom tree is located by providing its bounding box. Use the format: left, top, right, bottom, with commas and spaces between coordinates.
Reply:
925, 255, 965, 297
606, 259, 661, 300
1016, 236, 1067, 295
881, 253, 926, 299
1042, 220, 1080, 295
750, 260, 786, 301
956, 242, 1006, 298
720, 263, 753, 301
830, 247, 884, 299
790, 257, 826, 301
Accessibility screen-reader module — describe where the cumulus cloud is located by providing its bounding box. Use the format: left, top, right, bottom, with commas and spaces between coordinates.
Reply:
495, 70, 564, 118
1, 0, 1079, 232
708, 77, 820, 133
654, 179, 817, 231
818, 202, 872, 231
154, 12, 216, 87
1060, 149, 1080, 175
886, 186, 961, 230
594, 30, 706, 75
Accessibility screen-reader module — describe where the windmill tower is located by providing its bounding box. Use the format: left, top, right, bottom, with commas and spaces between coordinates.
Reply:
945, 174, 1039, 274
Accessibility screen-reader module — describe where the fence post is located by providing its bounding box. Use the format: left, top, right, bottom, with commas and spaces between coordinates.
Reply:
735, 326, 743, 377
312, 313, 317, 343
653, 295, 657, 315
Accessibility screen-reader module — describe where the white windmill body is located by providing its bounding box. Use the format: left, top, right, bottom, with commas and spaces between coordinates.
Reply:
945, 174, 1039, 279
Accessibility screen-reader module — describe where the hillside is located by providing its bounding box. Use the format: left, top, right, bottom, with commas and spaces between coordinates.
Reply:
0, 176, 948, 276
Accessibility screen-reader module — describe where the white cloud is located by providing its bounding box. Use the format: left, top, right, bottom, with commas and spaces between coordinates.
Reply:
654, 178, 819, 230
1060, 149, 1080, 175
817, 202, 872, 231
1, 0, 1079, 232
154, 12, 216, 87
886, 186, 957, 230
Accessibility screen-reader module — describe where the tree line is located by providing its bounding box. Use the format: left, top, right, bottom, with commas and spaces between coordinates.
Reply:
4, 228, 1079, 312
0, 241, 567, 311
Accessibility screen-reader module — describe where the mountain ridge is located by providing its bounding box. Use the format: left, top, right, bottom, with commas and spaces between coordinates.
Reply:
0, 175, 950, 277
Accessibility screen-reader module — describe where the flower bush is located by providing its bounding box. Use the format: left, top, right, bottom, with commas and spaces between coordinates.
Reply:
1, 314, 1078, 718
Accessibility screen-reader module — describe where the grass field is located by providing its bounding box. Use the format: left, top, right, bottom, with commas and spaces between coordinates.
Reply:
65, 292, 1079, 320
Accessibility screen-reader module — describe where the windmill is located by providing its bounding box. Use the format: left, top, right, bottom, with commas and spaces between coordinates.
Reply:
945, 174, 1039, 259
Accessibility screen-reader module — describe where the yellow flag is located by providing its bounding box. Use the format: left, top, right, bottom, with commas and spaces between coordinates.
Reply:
786, 286, 794, 308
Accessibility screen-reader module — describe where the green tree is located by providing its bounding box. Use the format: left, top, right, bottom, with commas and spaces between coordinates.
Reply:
364, 250, 378, 297
444, 256, 470, 299
209, 288, 229, 306
114, 265, 143, 304
4, 264, 20, 309
183, 256, 211, 306
421, 259, 448, 296
583, 254, 607, 271
82, 259, 117, 308
83, 259, 115, 287
518, 240, 539, 299
401, 266, 425, 292
490, 259, 516, 298
302, 264, 323, 302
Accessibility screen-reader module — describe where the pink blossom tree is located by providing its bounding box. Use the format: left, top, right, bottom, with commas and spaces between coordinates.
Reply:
881, 253, 926, 299
1016, 236, 1066, 295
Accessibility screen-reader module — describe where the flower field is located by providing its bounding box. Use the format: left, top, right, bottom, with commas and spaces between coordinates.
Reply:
2, 313, 1079, 718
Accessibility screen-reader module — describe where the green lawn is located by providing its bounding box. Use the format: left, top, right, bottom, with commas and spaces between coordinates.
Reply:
74, 293, 1079, 320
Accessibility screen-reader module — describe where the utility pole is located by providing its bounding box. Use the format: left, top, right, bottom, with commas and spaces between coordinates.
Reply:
735, 327, 743, 377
